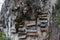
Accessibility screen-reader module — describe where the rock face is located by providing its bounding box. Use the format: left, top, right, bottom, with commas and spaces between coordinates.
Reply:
1, 0, 57, 40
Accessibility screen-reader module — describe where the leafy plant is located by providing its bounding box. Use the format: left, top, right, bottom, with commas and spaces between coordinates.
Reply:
55, 0, 60, 10
0, 32, 10, 40
54, 14, 60, 25
54, 13, 60, 32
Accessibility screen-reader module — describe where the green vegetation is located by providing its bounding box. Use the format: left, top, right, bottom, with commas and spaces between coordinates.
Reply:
55, 0, 60, 32
0, 32, 10, 40
57, 0, 60, 5
54, 14, 60, 25
55, 0, 60, 10
54, 13, 60, 32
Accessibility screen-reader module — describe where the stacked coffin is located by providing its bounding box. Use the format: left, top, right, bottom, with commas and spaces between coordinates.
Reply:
38, 12, 49, 31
